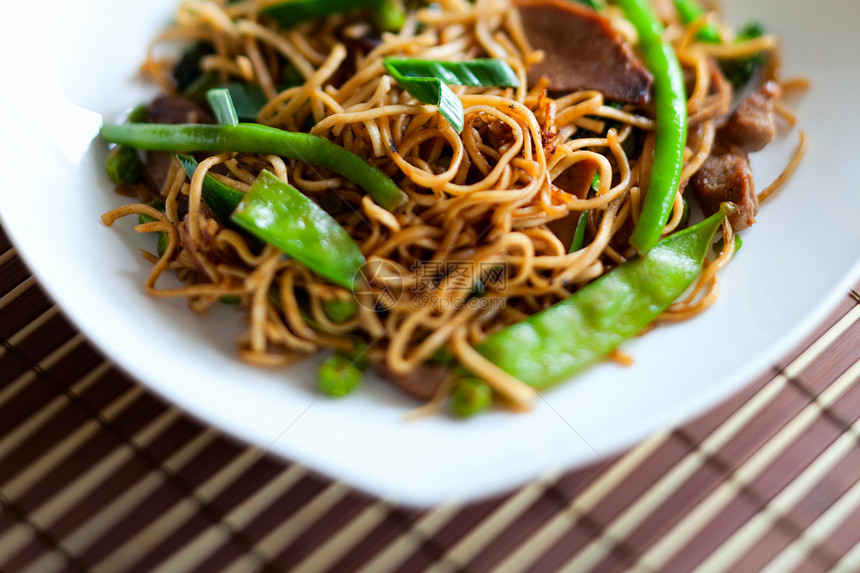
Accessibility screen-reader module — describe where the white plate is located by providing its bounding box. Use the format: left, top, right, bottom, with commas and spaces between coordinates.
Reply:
1, 0, 858, 506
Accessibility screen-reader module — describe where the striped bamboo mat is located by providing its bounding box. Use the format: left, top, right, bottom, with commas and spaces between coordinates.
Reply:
3, 223, 860, 573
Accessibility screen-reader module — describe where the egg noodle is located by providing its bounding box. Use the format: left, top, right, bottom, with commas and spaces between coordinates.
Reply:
102, 0, 804, 411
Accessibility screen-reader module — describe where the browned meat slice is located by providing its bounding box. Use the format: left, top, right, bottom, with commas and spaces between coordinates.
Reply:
516, 0, 653, 104
690, 153, 758, 230
144, 96, 213, 192
375, 360, 451, 401
716, 81, 781, 153
148, 94, 212, 125
547, 160, 598, 250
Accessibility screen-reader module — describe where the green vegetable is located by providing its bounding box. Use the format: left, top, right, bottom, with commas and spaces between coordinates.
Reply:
218, 81, 305, 122
673, 1, 766, 87
318, 353, 363, 397
222, 82, 271, 122
261, 0, 379, 29
617, 0, 688, 254
590, 172, 601, 194
477, 209, 725, 388
173, 42, 214, 92
176, 154, 244, 224
99, 122, 406, 210
451, 377, 493, 417
569, 211, 589, 253
383, 58, 520, 133
571, 0, 607, 10
373, 0, 406, 32
105, 145, 143, 186
105, 106, 147, 186
719, 23, 767, 87
713, 233, 742, 255
206, 88, 239, 127
679, 198, 691, 229
125, 105, 148, 124
138, 201, 168, 257
231, 170, 366, 290
673, 0, 722, 43
323, 296, 359, 323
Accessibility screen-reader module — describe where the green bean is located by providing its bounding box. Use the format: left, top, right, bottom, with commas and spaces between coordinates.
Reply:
99, 122, 407, 210
318, 353, 363, 397
262, 0, 379, 29
451, 377, 493, 417
477, 209, 726, 388
617, 0, 688, 254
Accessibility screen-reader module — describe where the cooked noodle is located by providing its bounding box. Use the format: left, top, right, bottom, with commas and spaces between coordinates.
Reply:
103, 0, 801, 410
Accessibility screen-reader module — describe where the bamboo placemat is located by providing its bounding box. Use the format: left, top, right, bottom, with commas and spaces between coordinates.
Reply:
3, 223, 860, 573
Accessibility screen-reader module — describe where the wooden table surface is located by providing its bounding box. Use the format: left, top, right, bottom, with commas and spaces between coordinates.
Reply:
3, 224, 860, 573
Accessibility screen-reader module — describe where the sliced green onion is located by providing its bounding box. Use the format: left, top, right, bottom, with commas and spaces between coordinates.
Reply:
176, 154, 244, 223
590, 172, 601, 193
261, 0, 379, 29
206, 88, 239, 127
569, 211, 589, 253
231, 170, 366, 290
382, 58, 520, 133
220, 81, 304, 122
222, 83, 269, 122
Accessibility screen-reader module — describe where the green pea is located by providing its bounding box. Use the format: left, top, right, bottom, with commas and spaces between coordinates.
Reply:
451, 377, 492, 417
318, 353, 362, 397
323, 297, 359, 323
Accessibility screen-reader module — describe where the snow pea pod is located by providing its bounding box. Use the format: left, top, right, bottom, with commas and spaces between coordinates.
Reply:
99, 122, 407, 210
477, 210, 725, 389
231, 170, 366, 290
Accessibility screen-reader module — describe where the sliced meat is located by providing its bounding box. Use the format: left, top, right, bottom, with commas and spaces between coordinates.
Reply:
690, 153, 758, 231
715, 81, 781, 153
144, 95, 213, 192
516, 0, 653, 104
547, 160, 598, 250
375, 360, 451, 401
148, 94, 213, 125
